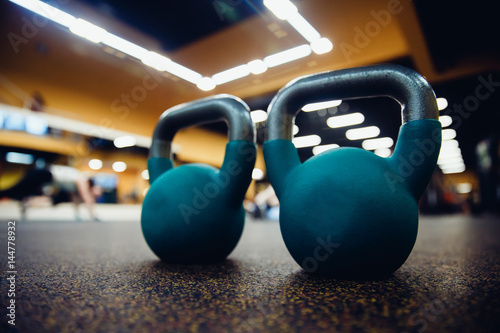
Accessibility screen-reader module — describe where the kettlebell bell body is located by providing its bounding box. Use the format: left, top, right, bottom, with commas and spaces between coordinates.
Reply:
142, 95, 256, 264
264, 65, 442, 278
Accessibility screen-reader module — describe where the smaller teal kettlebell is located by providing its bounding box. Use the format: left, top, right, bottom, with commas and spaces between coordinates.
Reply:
141, 94, 256, 264
264, 65, 442, 278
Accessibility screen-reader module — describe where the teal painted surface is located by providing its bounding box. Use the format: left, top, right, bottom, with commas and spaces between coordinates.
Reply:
263, 119, 441, 278
142, 141, 256, 263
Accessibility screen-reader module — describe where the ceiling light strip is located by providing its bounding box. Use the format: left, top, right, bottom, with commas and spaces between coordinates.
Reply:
10, 0, 331, 90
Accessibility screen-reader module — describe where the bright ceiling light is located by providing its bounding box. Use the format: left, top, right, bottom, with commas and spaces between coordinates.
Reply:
440, 139, 459, 151
264, 0, 298, 20
311, 37, 333, 54
166, 61, 203, 85
438, 149, 462, 160
442, 128, 457, 141
293, 134, 321, 148
456, 183, 472, 194
141, 51, 170, 71
252, 168, 265, 180
102, 33, 148, 60
302, 100, 342, 112
286, 12, 321, 42
293, 124, 299, 135
88, 159, 103, 170
264, 44, 312, 67
250, 110, 268, 123
438, 157, 464, 166
112, 161, 127, 173
141, 169, 149, 180
362, 137, 394, 150
374, 148, 392, 157
247, 59, 268, 74
441, 164, 466, 174
327, 112, 365, 128
312, 143, 339, 155
196, 77, 216, 91
437, 97, 448, 111
69, 18, 107, 43
10, 0, 76, 27
6, 152, 34, 165
212, 64, 250, 85
114, 135, 136, 148
345, 126, 380, 140
439, 115, 453, 127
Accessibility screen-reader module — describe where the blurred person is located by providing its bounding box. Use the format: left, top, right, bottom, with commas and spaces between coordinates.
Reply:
0, 164, 101, 221
252, 183, 279, 220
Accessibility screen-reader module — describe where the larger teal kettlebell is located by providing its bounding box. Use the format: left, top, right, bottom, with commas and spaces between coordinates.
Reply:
263, 65, 442, 278
142, 94, 256, 264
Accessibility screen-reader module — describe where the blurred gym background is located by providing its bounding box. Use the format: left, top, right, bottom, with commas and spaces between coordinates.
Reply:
1, 0, 499, 220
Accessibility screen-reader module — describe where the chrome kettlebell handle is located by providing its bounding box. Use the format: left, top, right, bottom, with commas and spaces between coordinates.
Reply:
266, 64, 439, 141
150, 94, 255, 160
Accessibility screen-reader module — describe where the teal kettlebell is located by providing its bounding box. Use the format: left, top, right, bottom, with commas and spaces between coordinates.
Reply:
263, 65, 442, 278
141, 94, 256, 264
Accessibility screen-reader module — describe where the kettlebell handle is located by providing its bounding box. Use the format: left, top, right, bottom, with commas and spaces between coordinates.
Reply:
150, 94, 255, 160
266, 64, 439, 141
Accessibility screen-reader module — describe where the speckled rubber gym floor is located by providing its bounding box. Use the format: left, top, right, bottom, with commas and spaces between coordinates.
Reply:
1, 214, 499, 332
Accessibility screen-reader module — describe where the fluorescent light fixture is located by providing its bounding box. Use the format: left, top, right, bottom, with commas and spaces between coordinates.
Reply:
196, 77, 216, 91
101, 33, 148, 60
141, 169, 149, 180
327, 112, 365, 128
112, 161, 127, 173
437, 97, 448, 111
456, 183, 472, 194
374, 148, 392, 157
438, 157, 464, 166
165, 61, 203, 85
88, 159, 103, 170
264, 0, 298, 20
10, 0, 76, 27
264, 44, 312, 68
250, 110, 268, 123
293, 124, 299, 135
6, 152, 34, 165
114, 135, 136, 148
252, 168, 265, 180
440, 139, 459, 151
345, 126, 380, 140
441, 164, 466, 174
212, 64, 250, 85
439, 115, 453, 127
69, 18, 107, 43
293, 134, 321, 148
286, 12, 321, 42
311, 37, 333, 54
438, 149, 462, 160
362, 137, 394, 150
302, 100, 342, 112
141, 51, 170, 71
247, 60, 268, 74
442, 128, 457, 141
312, 143, 339, 155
